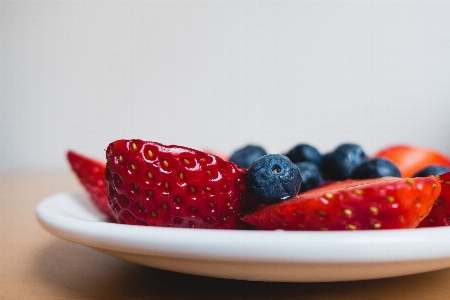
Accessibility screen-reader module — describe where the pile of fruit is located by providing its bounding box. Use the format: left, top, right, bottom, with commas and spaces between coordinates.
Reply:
68, 140, 450, 230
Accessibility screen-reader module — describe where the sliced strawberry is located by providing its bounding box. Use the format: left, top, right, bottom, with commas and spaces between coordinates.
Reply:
67, 151, 115, 220
418, 172, 450, 227
241, 176, 441, 230
105, 139, 254, 229
373, 145, 450, 178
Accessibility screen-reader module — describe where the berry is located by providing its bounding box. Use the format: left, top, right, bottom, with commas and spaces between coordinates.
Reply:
285, 144, 323, 167
349, 158, 401, 179
228, 144, 267, 168
295, 161, 324, 192
321, 143, 368, 180
418, 172, 450, 227
245, 154, 302, 204
413, 165, 450, 177
374, 145, 450, 178
241, 176, 441, 230
202, 149, 229, 161
67, 151, 115, 220
105, 139, 254, 229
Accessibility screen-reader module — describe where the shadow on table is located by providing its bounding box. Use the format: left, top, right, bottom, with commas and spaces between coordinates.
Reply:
32, 239, 449, 300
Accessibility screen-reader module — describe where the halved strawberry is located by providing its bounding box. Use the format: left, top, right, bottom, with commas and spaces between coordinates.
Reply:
67, 151, 115, 220
418, 172, 450, 227
241, 176, 441, 230
105, 139, 254, 229
373, 145, 450, 178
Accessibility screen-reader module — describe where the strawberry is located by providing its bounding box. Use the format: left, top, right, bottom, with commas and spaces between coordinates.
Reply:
373, 145, 450, 178
241, 176, 441, 230
203, 149, 229, 161
105, 139, 254, 229
67, 151, 115, 220
418, 172, 450, 227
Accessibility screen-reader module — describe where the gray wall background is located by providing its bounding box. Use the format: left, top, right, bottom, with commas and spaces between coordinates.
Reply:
2, 1, 450, 172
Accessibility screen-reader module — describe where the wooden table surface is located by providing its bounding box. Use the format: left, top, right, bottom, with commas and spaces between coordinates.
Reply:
2, 171, 450, 300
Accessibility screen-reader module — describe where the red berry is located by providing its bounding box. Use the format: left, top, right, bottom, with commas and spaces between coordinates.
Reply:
67, 151, 115, 220
202, 149, 229, 161
241, 176, 441, 230
374, 145, 450, 178
418, 172, 450, 227
105, 139, 254, 229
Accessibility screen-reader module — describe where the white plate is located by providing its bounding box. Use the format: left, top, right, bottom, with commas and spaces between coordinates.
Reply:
36, 191, 450, 282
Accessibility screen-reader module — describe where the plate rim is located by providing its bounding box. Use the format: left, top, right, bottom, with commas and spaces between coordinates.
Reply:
35, 191, 450, 264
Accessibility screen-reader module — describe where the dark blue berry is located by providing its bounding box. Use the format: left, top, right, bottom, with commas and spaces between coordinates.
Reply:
294, 161, 324, 192
245, 154, 302, 204
229, 144, 267, 168
413, 165, 450, 177
285, 144, 323, 167
349, 158, 401, 179
321, 143, 368, 180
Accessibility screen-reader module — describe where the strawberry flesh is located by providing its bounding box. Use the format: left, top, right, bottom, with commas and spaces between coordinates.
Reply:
418, 172, 450, 227
105, 139, 254, 229
67, 151, 115, 220
241, 176, 441, 230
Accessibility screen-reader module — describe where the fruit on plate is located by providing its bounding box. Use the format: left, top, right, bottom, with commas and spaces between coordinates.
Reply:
245, 154, 302, 204
105, 139, 255, 229
67, 151, 115, 220
418, 172, 450, 227
241, 176, 441, 230
202, 149, 229, 161
374, 145, 450, 178
413, 165, 450, 177
349, 158, 401, 179
285, 143, 323, 167
68, 140, 450, 230
294, 161, 324, 192
321, 143, 369, 181
228, 144, 267, 168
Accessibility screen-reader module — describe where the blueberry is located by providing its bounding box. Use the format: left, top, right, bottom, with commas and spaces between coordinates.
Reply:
229, 144, 267, 168
349, 158, 401, 179
413, 165, 450, 177
285, 144, 323, 167
245, 154, 302, 204
321, 143, 368, 180
294, 161, 324, 192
